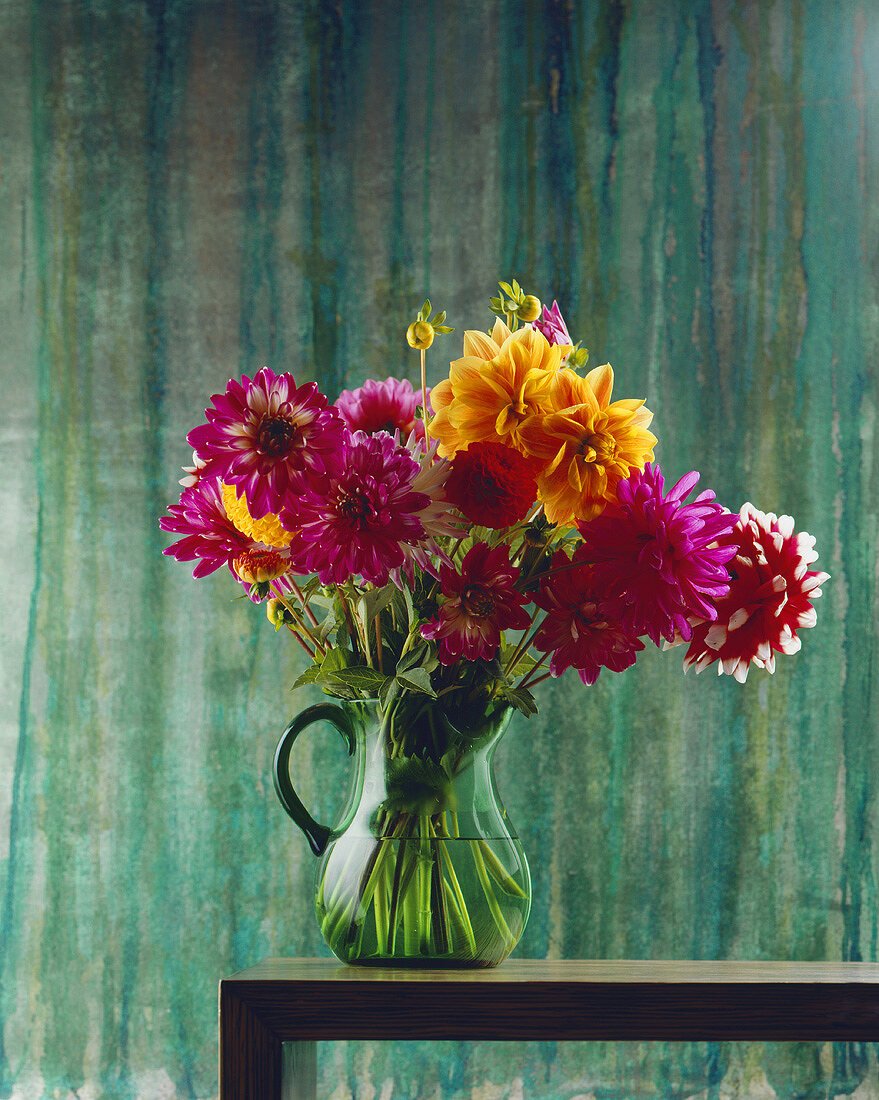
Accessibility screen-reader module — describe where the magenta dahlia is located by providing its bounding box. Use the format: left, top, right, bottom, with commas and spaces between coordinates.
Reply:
160, 478, 256, 578
281, 430, 429, 586
672, 504, 830, 683
187, 368, 345, 520
421, 543, 531, 665
335, 377, 430, 441
577, 462, 739, 647
532, 300, 571, 347
533, 547, 645, 685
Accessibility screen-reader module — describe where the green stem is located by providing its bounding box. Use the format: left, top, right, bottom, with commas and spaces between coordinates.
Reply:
435, 835, 476, 954
441, 876, 470, 950
518, 652, 550, 691
430, 830, 450, 955
374, 858, 390, 955
470, 839, 513, 949
478, 839, 526, 897
388, 818, 417, 955
416, 814, 433, 952
503, 609, 542, 677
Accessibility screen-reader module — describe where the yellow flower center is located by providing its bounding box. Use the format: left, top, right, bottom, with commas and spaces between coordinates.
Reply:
221, 483, 294, 548
577, 430, 618, 471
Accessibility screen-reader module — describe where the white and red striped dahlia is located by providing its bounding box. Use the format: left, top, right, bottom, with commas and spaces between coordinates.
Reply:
673, 503, 830, 683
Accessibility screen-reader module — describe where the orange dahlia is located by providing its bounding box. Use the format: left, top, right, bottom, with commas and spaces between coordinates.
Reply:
518, 363, 656, 526
428, 326, 572, 457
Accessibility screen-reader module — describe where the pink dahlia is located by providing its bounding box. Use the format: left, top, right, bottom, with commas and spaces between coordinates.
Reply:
421, 543, 531, 665
282, 430, 429, 586
673, 504, 830, 683
532, 300, 571, 346
187, 368, 345, 520
160, 478, 256, 578
577, 462, 739, 647
533, 547, 645, 685
335, 378, 430, 441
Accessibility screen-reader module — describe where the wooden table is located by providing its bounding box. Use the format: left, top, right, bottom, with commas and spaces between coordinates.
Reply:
218, 958, 879, 1099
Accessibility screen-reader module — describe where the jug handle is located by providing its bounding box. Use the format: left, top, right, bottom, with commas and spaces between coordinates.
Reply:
273, 703, 356, 856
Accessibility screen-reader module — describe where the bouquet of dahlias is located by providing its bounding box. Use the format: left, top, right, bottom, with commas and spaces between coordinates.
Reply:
161, 284, 829, 964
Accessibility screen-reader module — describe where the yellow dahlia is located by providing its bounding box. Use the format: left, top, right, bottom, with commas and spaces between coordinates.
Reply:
518, 363, 657, 526
429, 325, 572, 457
220, 482, 294, 548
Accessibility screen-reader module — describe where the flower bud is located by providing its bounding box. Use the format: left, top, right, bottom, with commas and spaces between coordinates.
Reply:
266, 598, 287, 629
406, 320, 435, 350
233, 549, 289, 585
518, 295, 542, 323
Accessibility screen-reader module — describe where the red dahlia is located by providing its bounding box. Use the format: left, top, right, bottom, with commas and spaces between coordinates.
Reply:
444, 441, 541, 529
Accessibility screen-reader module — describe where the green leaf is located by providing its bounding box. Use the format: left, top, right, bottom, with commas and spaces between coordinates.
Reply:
323, 666, 389, 696
320, 648, 351, 674
420, 299, 431, 320
396, 639, 438, 676
401, 585, 415, 631
379, 673, 399, 711
498, 281, 514, 297
396, 665, 437, 697
382, 755, 452, 815
499, 685, 539, 718
358, 583, 398, 626
290, 665, 321, 691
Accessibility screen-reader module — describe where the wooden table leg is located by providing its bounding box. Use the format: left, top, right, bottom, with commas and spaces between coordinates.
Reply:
219, 983, 283, 1099
283, 1041, 318, 1100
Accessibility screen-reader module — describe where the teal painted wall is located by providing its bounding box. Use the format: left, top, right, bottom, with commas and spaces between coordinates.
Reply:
1, 0, 876, 1096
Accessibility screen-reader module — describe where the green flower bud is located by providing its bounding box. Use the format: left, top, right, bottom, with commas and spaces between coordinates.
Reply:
518, 295, 541, 323
266, 598, 287, 629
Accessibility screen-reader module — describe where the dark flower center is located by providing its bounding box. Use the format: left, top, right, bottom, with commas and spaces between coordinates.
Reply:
337, 488, 372, 523
461, 586, 495, 619
257, 415, 298, 457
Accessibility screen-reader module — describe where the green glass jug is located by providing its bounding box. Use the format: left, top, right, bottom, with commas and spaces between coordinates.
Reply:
273, 698, 531, 967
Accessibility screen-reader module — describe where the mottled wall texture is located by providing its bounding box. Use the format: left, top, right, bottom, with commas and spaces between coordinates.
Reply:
1, 0, 877, 1096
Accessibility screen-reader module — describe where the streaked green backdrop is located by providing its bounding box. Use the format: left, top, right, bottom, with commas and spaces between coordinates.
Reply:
2, 0, 876, 1096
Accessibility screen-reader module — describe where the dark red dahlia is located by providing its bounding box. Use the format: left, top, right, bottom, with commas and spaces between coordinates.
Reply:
444, 441, 541, 529
421, 542, 532, 665
532, 546, 645, 685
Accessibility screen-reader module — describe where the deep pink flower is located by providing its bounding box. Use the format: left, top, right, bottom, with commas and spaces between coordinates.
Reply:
672, 504, 830, 683
421, 543, 531, 665
187, 368, 345, 519
335, 378, 430, 441
532, 547, 645, 685
282, 430, 429, 586
577, 462, 739, 646
532, 300, 571, 346
160, 478, 256, 579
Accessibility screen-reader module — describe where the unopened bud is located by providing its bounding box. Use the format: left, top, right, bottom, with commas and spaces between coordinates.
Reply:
233, 549, 289, 585
266, 598, 287, 629
518, 295, 542, 323
406, 320, 435, 350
